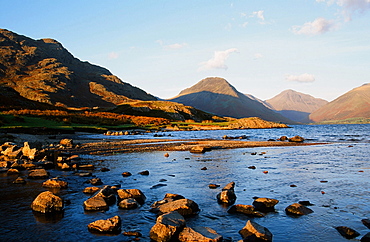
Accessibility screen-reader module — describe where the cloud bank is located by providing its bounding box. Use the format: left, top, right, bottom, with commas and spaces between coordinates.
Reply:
285, 73, 316, 83
198, 48, 239, 71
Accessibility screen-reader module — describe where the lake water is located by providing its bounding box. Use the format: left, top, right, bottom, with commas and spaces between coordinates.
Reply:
1, 124, 369, 241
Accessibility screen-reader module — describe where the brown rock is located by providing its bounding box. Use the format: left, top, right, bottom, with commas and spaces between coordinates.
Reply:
94, 185, 116, 205
209, 184, 220, 189
118, 198, 139, 209
228, 204, 264, 217
88, 215, 121, 234
31, 191, 63, 213
117, 189, 146, 205
285, 203, 314, 216
239, 220, 273, 241
89, 177, 103, 185
216, 181, 236, 205
139, 170, 149, 175
59, 139, 73, 148
7, 168, 20, 175
122, 172, 132, 177
42, 178, 68, 189
83, 196, 108, 211
362, 219, 370, 229
178, 226, 222, 242
151, 193, 186, 208
28, 169, 49, 179
61, 163, 70, 170
278, 136, 288, 141
123, 231, 142, 237
335, 226, 360, 239
150, 211, 186, 242
289, 135, 305, 142
190, 146, 211, 153
13, 176, 26, 184
253, 197, 279, 212
150, 198, 200, 216
83, 186, 100, 194
22, 142, 37, 160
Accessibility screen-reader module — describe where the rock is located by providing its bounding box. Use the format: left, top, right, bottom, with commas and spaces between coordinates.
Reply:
178, 226, 222, 242
299, 201, 314, 206
61, 163, 70, 170
164, 153, 169, 157
201, 167, 207, 170
335, 226, 360, 239
248, 165, 256, 169
100, 167, 110, 172
253, 198, 279, 213
22, 163, 37, 170
118, 198, 139, 209
150, 198, 200, 216
289, 135, 305, 142
76, 172, 92, 177
190, 146, 211, 153
31, 191, 63, 213
22, 142, 37, 160
209, 184, 220, 189
59, 139, 73, 148
94, 185, 116, 205
0, 161, 10, 168
279, 136, 288, 141
117, 189, 146, 205
285, 203, 314, 216
28, 169, 49, 179
217, 182, 236, 205
88, 215, 121, 234
239, 220, 273, 241
2, 145, 22, 159
151, 193, 186, 208
122, 171, 132, 177
89, 177, 103, 185
149, 211, 186, 242
7, 168, 20, 175
78, 164, 95, 170
13, 176, 26, 184
139, 170, 149, 175
83, 196, 108, 211
123, 231, 142, 237
228, 204, 264, 217
42, 178, 68, 189
83, 186, 100, 194
362, 219, 370, 229
361, 232, 370, 242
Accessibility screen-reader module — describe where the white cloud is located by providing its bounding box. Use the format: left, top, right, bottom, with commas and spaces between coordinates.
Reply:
285, 73, 316, 83
198, 48, 239, 71
292, 17, 337, 35
252, 10, 265, 21
317, 0, 370, 21
241, 22, 249, 28
108, 52, 119, 59
157, 40, 188, 50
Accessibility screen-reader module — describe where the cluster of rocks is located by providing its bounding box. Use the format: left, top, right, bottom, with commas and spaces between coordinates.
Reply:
278, 135, 305, 142
222, 135, 248, 140
104, 130, 143, 136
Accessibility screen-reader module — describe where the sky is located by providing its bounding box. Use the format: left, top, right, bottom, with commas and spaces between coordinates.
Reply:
1, 0, 370, 101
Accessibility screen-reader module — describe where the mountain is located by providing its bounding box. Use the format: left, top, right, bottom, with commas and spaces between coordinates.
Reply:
169, 77, 293, 123
0, 29, 156, 109
309, 83, 370, 123
265, 89, 328, 123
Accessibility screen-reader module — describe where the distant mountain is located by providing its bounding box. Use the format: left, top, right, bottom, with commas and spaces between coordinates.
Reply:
265, 89, 328, 123
169, 77, 293, 123
0, 29, 156, 109
309, 83, 370, 123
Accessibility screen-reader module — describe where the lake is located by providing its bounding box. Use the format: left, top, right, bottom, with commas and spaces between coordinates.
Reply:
1, 124, 369, 241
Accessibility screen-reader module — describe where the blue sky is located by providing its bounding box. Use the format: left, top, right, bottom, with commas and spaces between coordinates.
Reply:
1, 0, 370, 101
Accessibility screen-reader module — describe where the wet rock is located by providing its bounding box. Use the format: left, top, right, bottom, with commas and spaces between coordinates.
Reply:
253, 197, 279, 213
7, 168, 20, 175
289, 135, 305, 142
2, 145, 22, 159
248, 165, 256, 169
76, 172, 92, 177
299, 201, 314, 206
88, 215, 121, 234
217, 182, 236, 205
201, 167, 207, 170
59, 139, 73, 148
139, 170, 149, 175
13, 176, 26, 184
42, 178, 68, 189
79, 164, 95, 170
100, 167, 110, 172
362, 219, 370, 229
361, 232, 370, 242
28, 169, 49, 179
22, 163, 37, 170
209, 184, 220, 189
117, 189, 146, 205
239, 220, 273, 242
83, 186, 100, 194
22, 142, 37, 160
149, 211, 186, 242
164, 153, 169, 157
335, 226, 360, 239
61, 163, 70, 170
190, 146, 211, 153
0, 161, 10, 168
83, 196, 108, 211
228, 204, 264, 217
150, 198, 200, 217
95, 185, 116, 205
89, 177, 103, 185
178, 226, 222, 242
285, 203, 313, 216
118, 198, 139, 209
31, 191, 63, 213
151, 193, 185, 208
278, 136, 288, 141
151, 183, 167, 189
122, 171, 132, 177
123, 231, 142, 237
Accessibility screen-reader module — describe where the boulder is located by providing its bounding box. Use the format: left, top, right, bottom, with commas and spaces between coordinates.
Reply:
31, 191, 63, 213
151, 193, 185, 208
285, 203, 313, 216
2, 145, 22, 159
178, 226, 222, 242
89, 177, 103, 185
362, 219, 370, 229
335, 226, 360, 239
83, 196, 108, 211
61, 163, 70, 170
83, 186, 100, 194
7, 168, 20, 175
0, 161, 10, 168
94, 185, 116, 205
150, 198, 200, 216
59, 139, 73, 148
22, 142, 37, 160
87, 215, 121, 234
289, 135, 305, 142
117, 189, 146, 205
149, 211, 186, 242
217, 182, 236, 205
239, 220, 273, 241
278, 136, 288, 141
253, 197, 279, 212
13, 176, 26, 184
118, 198, 139, 209
190, 146, 211, 153
228, 204, 264, 217
361, 232, 370, 242
139, 170, 149, 175
122, 171, 132, 177
42, 178, 68, 189
28, 169, 49, 179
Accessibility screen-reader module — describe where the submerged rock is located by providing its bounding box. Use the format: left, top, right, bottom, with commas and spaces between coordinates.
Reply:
239, 220, 273, 241
178, 226, 222, 242
285, 203, 313, 216
150, 211, 186, 242
88, 215, 121, 234
228, 204, 264, 217
31, 191, 63, 213
335, 226, 360, 239
28, 169, 49, 179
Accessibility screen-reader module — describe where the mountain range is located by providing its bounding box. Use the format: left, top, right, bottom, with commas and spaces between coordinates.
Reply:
1, 29, 369, 124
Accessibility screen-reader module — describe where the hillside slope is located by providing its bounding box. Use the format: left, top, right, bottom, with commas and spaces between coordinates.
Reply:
309, 83, 370, 122
0, 28, 156, 108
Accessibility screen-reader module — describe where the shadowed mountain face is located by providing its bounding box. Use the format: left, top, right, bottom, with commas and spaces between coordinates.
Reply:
170, 77, 293, 123
265, 89, 328, 123
0, 29, 156, 108
309, 83, 370, 122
